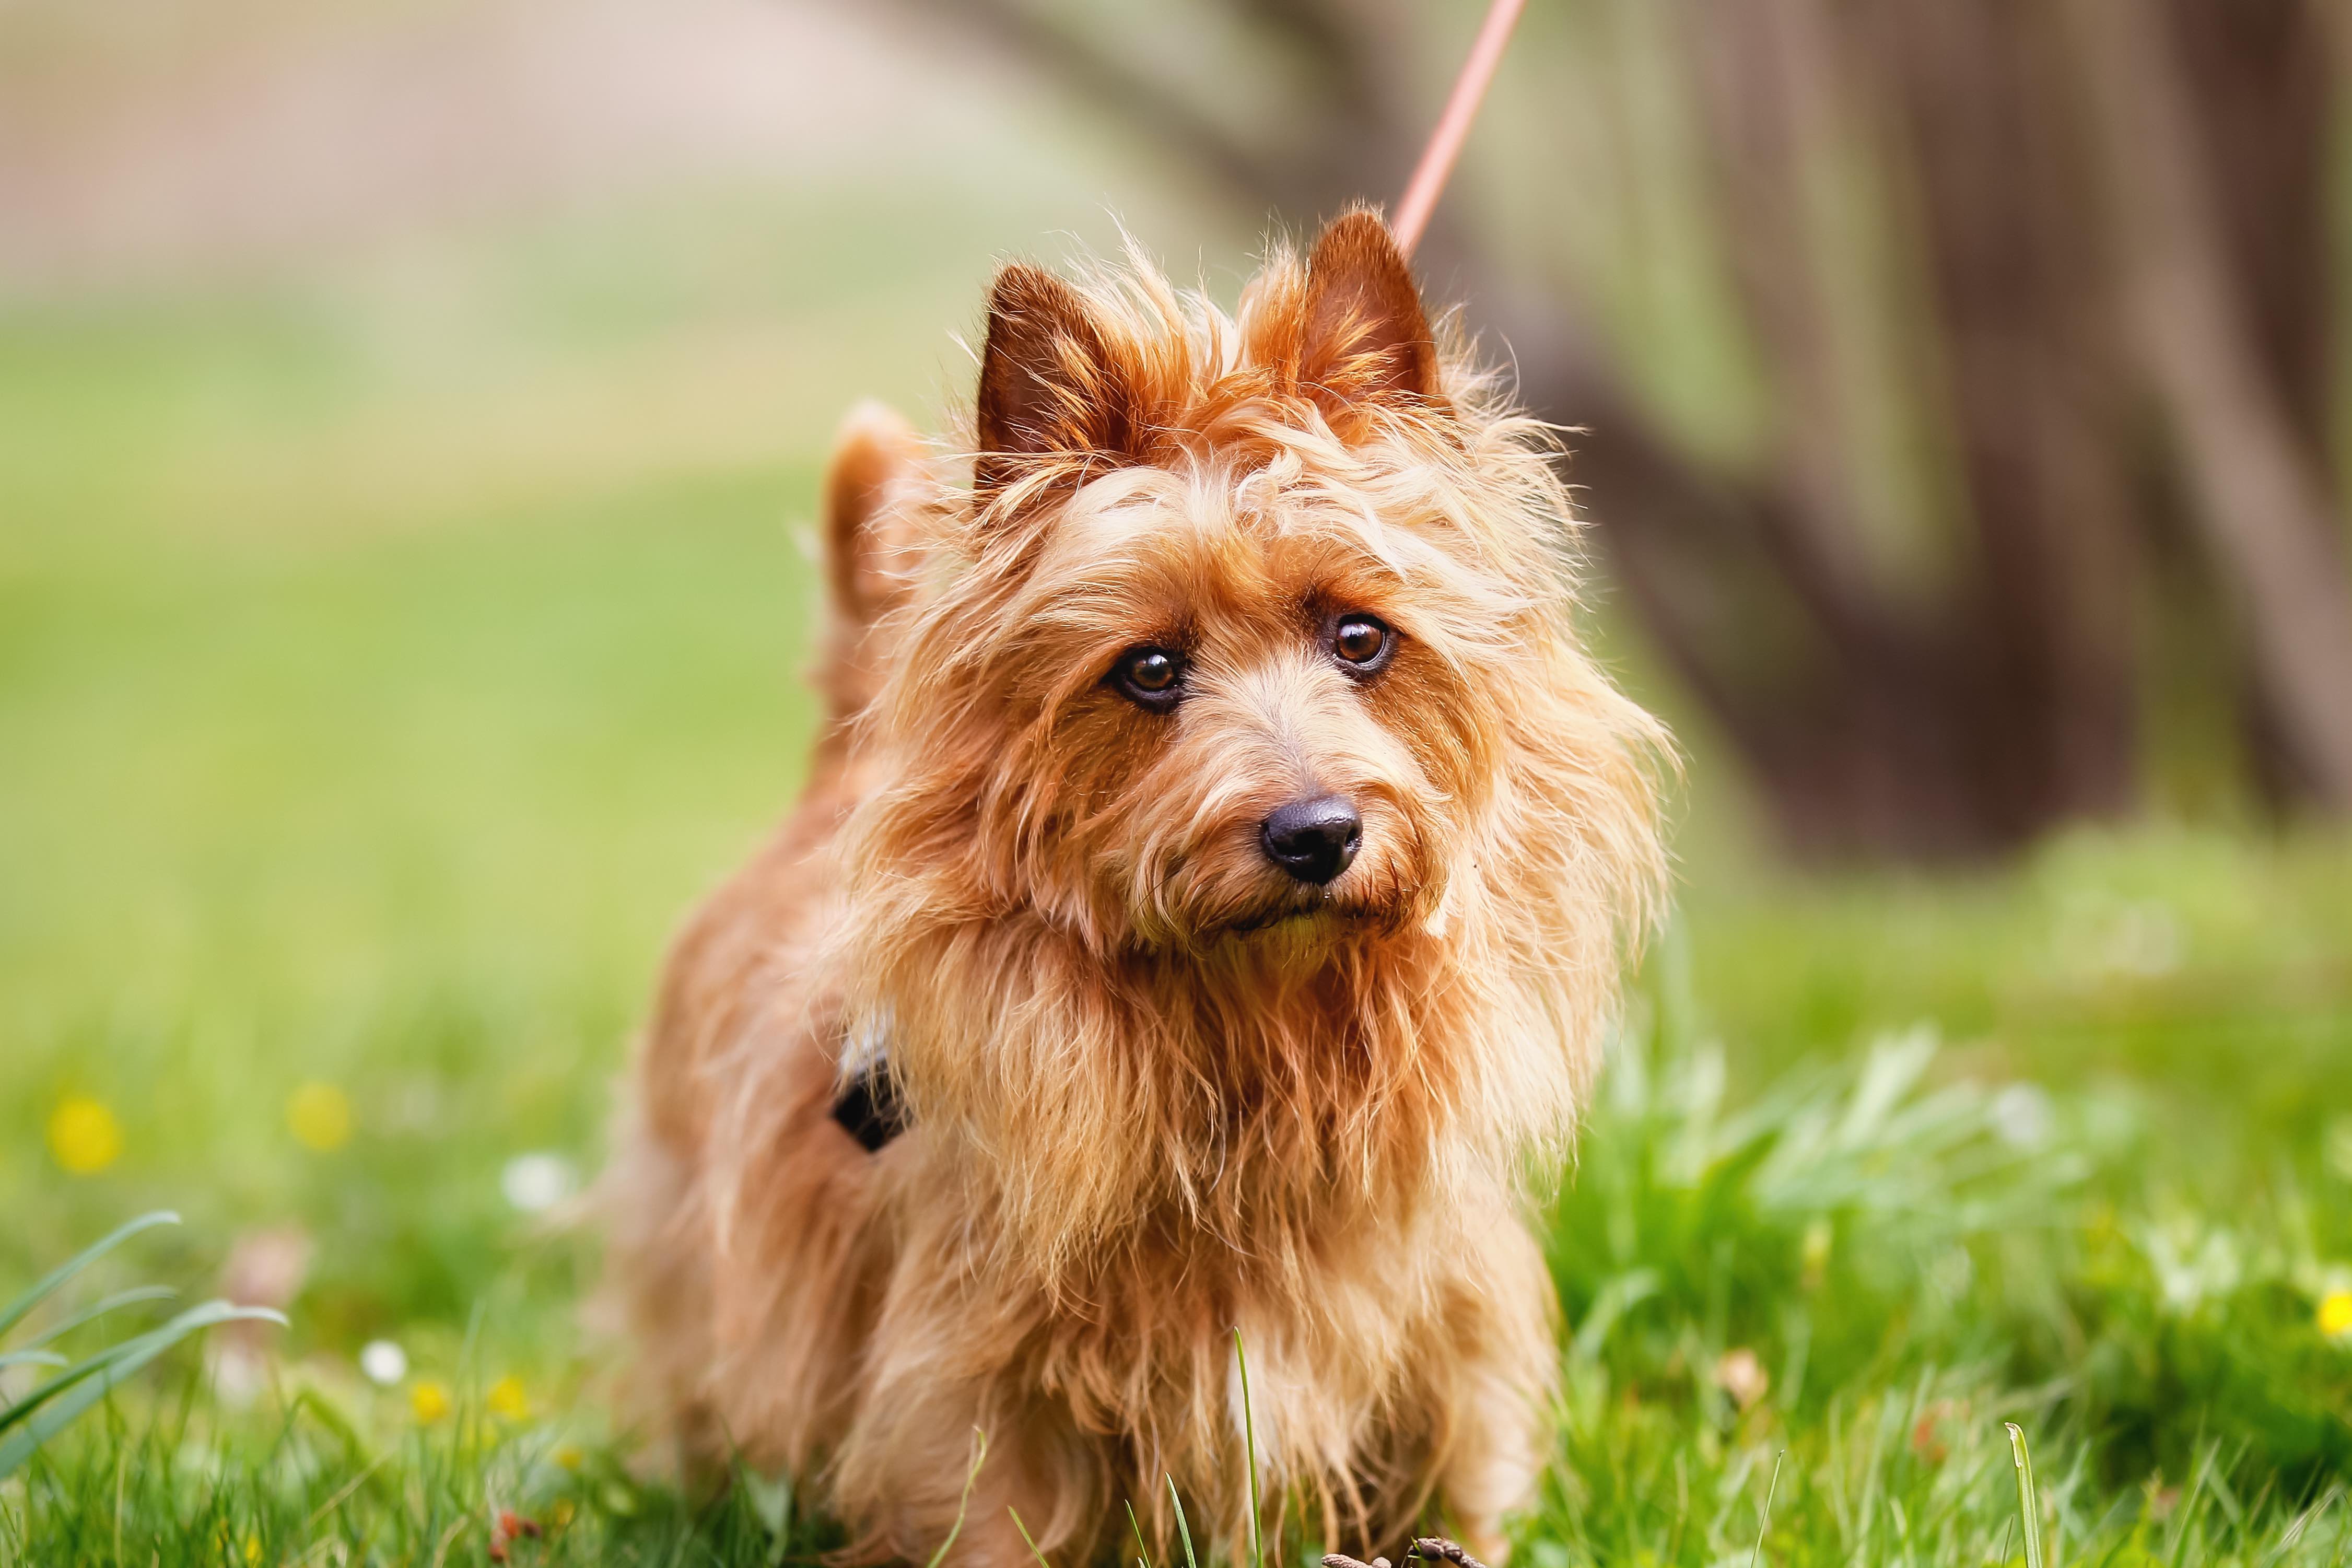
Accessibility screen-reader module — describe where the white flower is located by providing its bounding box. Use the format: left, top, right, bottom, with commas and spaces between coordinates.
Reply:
359, 1339, 408, 1387
2103, 900, 2184, 978
1991, 1083, 2055, 1150
501, 1152, 578, 1214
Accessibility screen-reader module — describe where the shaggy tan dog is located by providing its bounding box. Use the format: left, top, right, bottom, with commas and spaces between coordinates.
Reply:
604, 210, 1666, 1568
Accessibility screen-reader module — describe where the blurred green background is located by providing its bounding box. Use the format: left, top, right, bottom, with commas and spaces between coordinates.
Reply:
3, 0, 2350, 1557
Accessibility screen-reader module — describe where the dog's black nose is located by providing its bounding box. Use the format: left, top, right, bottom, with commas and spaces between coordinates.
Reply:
1260, 795, 1362, 884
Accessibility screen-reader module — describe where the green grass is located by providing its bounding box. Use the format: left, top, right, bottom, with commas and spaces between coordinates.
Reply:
4, 188, 2351, 1564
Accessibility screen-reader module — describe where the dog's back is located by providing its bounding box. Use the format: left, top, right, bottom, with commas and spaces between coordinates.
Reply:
602, 401, 924, 1475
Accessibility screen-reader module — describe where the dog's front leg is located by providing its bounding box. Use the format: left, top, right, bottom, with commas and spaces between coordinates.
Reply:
937, 1466, 1071, 1568
1416, 1220, 1559, 1565
1429, 1404, 1535, 1568
838, 1374, 1097, 1568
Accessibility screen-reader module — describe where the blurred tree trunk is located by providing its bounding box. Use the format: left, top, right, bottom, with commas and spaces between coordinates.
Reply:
2070, 0, 2352, 805
872, 0, 2352, 858
1657, 0, 2145, 852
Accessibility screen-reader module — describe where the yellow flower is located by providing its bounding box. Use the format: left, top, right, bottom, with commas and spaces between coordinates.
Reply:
410, 1379, 451, 1424
243, 1536, 262, 1565
48, 1095, 123, 1175
2321, 1290, 2352, 1339
487, 1374, 531, 1421
553, 1443, 584, 1471
1800, 1218, 1833, 1288
286, 1082, 352, 1152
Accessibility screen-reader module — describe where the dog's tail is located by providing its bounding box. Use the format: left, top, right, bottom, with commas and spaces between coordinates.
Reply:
814, 400, 925, 728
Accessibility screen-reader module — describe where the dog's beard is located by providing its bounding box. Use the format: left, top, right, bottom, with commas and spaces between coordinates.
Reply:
1129, 874, 1436, 965
1118, 822, 1446, 956
1206, 899, 1402, 979
1222, 887, 1395, 936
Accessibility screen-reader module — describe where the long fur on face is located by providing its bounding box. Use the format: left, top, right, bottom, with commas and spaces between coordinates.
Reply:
607, 210, 1669, 1568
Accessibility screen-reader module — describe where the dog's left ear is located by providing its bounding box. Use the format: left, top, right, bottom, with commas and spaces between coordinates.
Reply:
1297, 209, 1441, 419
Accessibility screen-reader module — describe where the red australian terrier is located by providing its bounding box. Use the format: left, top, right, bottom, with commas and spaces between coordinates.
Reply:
603, 209, 1667, 1567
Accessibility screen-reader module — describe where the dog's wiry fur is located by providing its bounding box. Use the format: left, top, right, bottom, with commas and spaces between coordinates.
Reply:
605, 211, 1668, 1568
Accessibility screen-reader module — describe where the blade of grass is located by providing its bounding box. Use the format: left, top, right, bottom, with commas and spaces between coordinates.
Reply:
1751, 1450, 1786, 1568
1010, 1505, 1054, 1568
1127, 1498, 1157, 1568
1233, 1328, 1266, 1568
0, 1212, 178, 1341
2006, 1423, 2046, 1568
11, 1288, 177, 1355
3, 1303, 278, 1436
290, 1386, 376, 1476
0, 1302, 285, 1477
303, 1450, 394, 1534
1169, 1476, 1201, 1568
2260, 1484, 2340, 1568
922, 1428, 990, 1568
111, 1437, 125, 1565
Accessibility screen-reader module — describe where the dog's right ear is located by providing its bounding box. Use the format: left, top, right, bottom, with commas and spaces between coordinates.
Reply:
974, 264, 1139, 499
822, 399, 923, 627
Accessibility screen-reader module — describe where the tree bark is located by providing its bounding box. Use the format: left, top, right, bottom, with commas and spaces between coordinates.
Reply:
2070, 0, 2352, 806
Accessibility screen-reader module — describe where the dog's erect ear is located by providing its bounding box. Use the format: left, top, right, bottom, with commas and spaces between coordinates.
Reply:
1298, 210, 1440, 417
975, 264, 1139, 498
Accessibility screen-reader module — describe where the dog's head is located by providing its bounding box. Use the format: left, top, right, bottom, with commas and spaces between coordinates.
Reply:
852, 212, 1663, 969
832, 215, 1666, 1263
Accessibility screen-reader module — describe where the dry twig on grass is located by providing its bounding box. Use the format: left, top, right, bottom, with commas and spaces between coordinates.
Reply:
1324, 1536, 1492, 1568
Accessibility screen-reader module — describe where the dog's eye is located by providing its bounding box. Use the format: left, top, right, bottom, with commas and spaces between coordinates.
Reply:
1330, 615, 1394, 674
1111, 646, 1186, 710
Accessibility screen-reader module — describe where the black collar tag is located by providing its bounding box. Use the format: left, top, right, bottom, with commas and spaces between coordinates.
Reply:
830, 1051, 906, 1153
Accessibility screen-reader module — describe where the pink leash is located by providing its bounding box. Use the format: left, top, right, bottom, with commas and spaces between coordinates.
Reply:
1391, 0, 1528, 255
